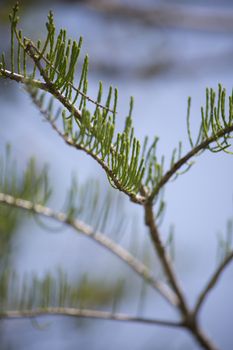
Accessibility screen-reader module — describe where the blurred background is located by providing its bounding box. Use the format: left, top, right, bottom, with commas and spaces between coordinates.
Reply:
1, 0, 233, 349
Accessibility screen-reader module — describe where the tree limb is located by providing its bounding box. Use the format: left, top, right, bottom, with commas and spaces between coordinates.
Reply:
26, 85, 145, 205
150, 124, 233, 200
0, 68, 48, 91
0, 307, 184, 328
0, 307, 183, 328
0, 192, 178, 307
1, 45, 146, 205
143, 200, 220, 350
144, 201, 189, 317
194, 251, 233, 317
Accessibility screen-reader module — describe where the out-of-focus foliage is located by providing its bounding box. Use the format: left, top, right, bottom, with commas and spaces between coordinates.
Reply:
0, 145, 51, 270
0, 269, 125, 314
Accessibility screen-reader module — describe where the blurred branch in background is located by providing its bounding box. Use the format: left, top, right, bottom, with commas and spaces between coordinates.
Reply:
194, 250, 233, 317
2, 0, 233, 32
1, 308, 182, 328
1, 0, 233, 79
0, 192, 177, 306
84, 1, 233, 33
1, 3, 233, 349
84, 0, 233, 78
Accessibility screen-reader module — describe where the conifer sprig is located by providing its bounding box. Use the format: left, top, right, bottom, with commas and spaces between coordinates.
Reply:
2, 2, 114, 114
26, 85, 145, 203
1, 5, 233, 349
149, 84, 233, 201
0, 3, 148, 202
1, 4, 233, 206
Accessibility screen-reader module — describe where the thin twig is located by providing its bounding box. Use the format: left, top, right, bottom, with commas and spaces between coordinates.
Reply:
25, 44, 83, 120
0, 65, 83, 120
1, 46, 146, 205
194, 251, 233, 317
0, 192, 178, 307
0, 68, 48, 91
0, 44, 114, 115
0, 307, 183, 327
26, 40, 115, 114
144, 201, 189, 317
27, 87, 145, 205
150, 124, 233, 200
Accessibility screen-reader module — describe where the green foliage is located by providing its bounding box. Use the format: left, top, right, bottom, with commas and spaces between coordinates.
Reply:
0, 145, 51, 269
1, 6, 233, 345
187, 85, 233, 154
0, 269, 125, 313
0, 143, 131, 256
0, 3, 233, 251
217, 219, 233, 263
0, 147, 142, 316
0, 146, 51, 206
1, 3, 233, 208
149, 85, 233, 200
200, 85, 233, 153
0, 3, 148, 200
